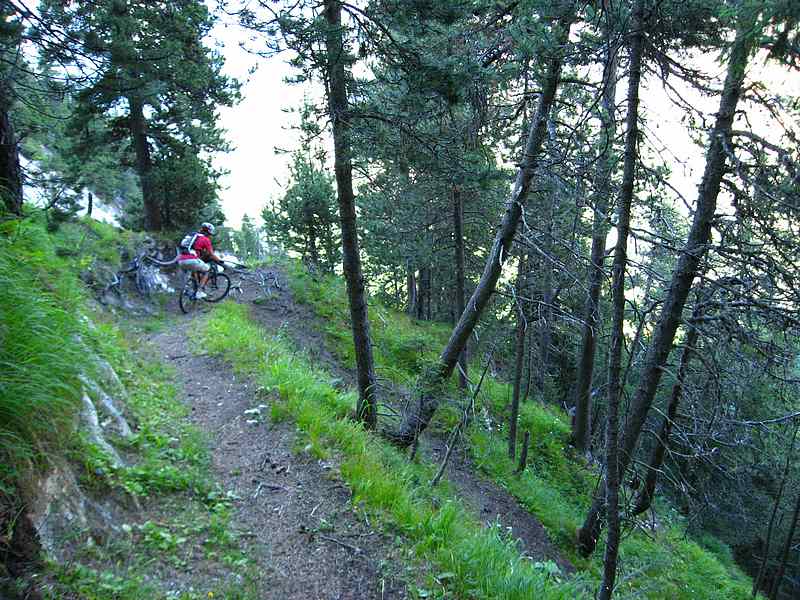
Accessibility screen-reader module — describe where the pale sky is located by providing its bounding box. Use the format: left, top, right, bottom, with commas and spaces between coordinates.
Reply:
209, 12, 798, 230
210, 16, 311, 228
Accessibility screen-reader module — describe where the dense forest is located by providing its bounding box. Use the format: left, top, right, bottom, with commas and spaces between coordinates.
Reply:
2, 0, 800, 599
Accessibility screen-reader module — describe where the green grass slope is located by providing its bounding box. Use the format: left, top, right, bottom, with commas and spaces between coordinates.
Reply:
0, 218, 257, 599
1, 218, 100, 492
272, 258, 755, 600
0, 216, 146, 493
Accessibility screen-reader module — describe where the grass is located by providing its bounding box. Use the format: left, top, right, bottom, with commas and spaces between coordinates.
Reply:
278, 257, 757, 599
201, 301, 592, 599
0, 219, 88, 491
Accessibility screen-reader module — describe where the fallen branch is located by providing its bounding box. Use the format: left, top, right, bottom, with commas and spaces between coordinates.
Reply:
251, 477, 289, 492
430, 348, 495, 487
319, 534, 361, 554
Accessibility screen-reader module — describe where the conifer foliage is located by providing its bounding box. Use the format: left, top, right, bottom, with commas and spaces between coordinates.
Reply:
4, 0, 800, 597
36, 0, 239, 230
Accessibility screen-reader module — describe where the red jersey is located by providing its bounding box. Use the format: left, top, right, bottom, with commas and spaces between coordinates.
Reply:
178, 233, 213, 261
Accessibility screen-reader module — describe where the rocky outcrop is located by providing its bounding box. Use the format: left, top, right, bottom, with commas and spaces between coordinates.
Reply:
80, 392, 126, 468
25, 460, 119, 562
80, 373, 134, 440
13, 345, 137, 571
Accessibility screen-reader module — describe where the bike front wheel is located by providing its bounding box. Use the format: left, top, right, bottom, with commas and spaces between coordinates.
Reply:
179, 280, 198, 314
204, 273, 231, 303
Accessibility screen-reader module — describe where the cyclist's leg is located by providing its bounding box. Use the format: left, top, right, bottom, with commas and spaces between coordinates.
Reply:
196, 261, 211, 289
180, 259, 208, 297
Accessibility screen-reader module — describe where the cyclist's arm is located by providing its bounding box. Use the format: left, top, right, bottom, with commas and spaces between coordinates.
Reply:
199, 248, 225, 265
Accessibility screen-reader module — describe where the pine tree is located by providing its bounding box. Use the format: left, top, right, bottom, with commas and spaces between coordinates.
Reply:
39, 0, 239, 230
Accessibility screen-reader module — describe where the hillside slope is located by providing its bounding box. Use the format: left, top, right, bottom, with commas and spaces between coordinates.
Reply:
269, 258, 758, 599
0, 220, 757, 599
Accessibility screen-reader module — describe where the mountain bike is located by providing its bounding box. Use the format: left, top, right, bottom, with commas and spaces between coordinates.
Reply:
179, 263, 231, 314
102, 246, 178, 300
229, 265, 281, 299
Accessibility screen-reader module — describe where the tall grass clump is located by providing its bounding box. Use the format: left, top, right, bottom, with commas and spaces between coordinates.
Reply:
0, 220, 89, 490
202, 302, 591, 600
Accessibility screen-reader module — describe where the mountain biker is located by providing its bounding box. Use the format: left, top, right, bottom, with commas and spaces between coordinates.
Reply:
178, 222, 225, 299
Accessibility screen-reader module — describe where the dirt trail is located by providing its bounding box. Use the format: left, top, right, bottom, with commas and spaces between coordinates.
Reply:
425, 439, 574, 574
149, 301, 409, 599
150, 265, 572, 598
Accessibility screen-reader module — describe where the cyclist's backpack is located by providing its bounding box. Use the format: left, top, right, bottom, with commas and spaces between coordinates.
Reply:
179, 231, 199, 255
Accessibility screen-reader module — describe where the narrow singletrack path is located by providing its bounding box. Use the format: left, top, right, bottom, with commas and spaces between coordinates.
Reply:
148, 314, 409, 600
149, 264, 573, 598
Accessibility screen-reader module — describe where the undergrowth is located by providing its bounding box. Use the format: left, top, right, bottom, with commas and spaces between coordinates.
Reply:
42, 315, 259, 600
278, 258, 756, 599
202, 302, 591, 600
0, 215, 169, 493
0, 215, 256, 598
43, 318, 258, 599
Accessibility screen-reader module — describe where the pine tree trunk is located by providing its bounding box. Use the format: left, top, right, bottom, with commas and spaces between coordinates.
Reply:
407, 267, 418, 315
537, 193, 556, 393
572, 19, 618, 454
324, 0, 378, 429
417, 266, 431, 320
509, 255, 527, 459
753, 424, 799, 598
578, 11, 758, 559
595, 3, 646, 595
538, 276, 553, 393
631, 308, 700, 517
620, 267, 657, 391
425, 268, 432, 321
390, 2, 576, 447
453, 186, 468, 389
127, 95, 161, 231
0, 85, 22, 216
769, 491, 800, 600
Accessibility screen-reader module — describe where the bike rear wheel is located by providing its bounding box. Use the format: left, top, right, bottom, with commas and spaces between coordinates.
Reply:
205, 272, 231, 303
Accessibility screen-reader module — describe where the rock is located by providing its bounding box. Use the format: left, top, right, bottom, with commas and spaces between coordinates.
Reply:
26, 461, 118, 562
80, 376, 134, 440
80, 393, 125, 468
